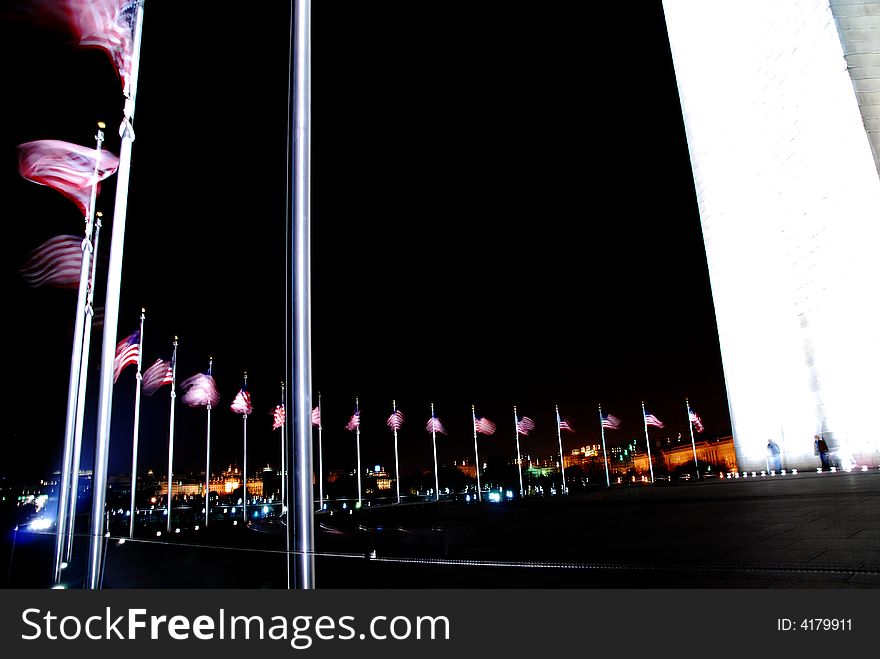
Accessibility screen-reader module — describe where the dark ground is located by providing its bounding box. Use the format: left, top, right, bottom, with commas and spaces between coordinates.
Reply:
5, 469, 880, 588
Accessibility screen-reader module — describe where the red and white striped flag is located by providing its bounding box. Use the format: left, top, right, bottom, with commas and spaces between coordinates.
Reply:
601, 413, 621, 430
113, 331, 139, 382
273, 404, 286, 430
17, 140, 119, 216
557, 411, 574, 433
65, 0, 138, 91
345, 410, 360, 431
387, 410, 405, 430
312, 406, 321, 427
19, 235, 83, 288
426, 415, 447, 435
689, 409, 704, 433
180, 373, 220, 408
474, 416, 496, 435
142, 359, 173, 396
230, 387, 253, 415
644, 411, 665, 428
516, 415, 535, 436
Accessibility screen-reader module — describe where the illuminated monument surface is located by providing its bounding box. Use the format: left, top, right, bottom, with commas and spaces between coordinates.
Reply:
663, 0, 880, 470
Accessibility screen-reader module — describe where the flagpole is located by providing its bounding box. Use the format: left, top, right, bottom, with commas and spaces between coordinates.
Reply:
555, 404, 567, 495
127, 308, 145, 538
514, 406, 524, 497
686, 397, 699, 479
431, 403, 439, 502
392, 400, 401, 504
317, 392, 323, 511
280, 381, 287, 513
65, 210, 104, 564
243, 372, 249, 524
204, 356, 213, 527
87, 0, 146, 590
641, 401, 655, 483
166, 337, 178, 532
472, 405, 481, 502
288, 0, 315, 590
355, 397, 362, 507
598, 404, 610, 488
53, 124, 104, 585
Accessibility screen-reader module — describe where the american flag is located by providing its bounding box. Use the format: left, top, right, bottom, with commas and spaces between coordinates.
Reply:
65, 0, 138, 91
19, 235, 83, 288
180, 373, 220, 408
142, 359, 173, 396
689, 409, 704, 433
273, 404, 286, 430
230, 386, 253, 415
312, 406, 321, 427
516, 416, 535, 436
387, 410, 405, 430
557, 412, 574, 433
345, 410, 360, 431
426, 415, 447, 435
113, 331, 139, 382
644, 411, 665, 428
474, 416, 496, 435
601, 413, 621, 430
17, 139, 119, 216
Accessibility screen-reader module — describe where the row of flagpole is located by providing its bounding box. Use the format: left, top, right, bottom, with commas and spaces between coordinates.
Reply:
16, 0, 319, 589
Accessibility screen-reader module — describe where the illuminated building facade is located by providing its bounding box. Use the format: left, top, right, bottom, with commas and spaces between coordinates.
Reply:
664, 0, 880, 470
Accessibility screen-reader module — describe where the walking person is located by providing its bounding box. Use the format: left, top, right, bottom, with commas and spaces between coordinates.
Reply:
767, 439, 782, 472
814, 434, 830, 470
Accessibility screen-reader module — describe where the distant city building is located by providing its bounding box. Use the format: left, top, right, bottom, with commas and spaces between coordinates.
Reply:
664, 0, 880, 470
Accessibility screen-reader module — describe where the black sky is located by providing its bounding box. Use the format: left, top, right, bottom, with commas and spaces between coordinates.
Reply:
0, 1, 730, 484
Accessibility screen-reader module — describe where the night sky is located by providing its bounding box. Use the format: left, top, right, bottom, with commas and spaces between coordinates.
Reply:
0, 1, 729, 485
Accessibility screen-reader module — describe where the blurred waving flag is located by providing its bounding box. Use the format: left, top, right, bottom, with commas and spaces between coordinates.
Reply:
345, 410, 360, 431
180, 373, 220, 408
273, 404, 286, 430
426, 415, 447, 435
601, 413, 621, 430
557, 412, 574, 433
387, 410, 405, 430
516, 416, 535, 436
113, 331, 139, 382
64, 0, 139, 91
17, 140, 119, 216
142, 359, 173, 396
312, 405, 321, 427
230, 385, 253, 415
474, 416, 496, 435
19, 235, 83, 288
644, 410, 665, 428
689, 409, 704, 433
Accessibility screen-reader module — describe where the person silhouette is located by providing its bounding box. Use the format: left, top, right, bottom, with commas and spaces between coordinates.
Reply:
767, 439, 781, 471
814, 434, 830, 470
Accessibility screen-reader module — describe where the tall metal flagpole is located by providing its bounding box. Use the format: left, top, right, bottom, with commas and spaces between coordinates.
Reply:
243, 372, 249, 523
317, 392, 323, 511
166, 337, 178, 532
355, 397, 362, 507
65, 210, 104, 564
128, 308, 145, 538
686, 398, 700, 479
204, 356, 213, 527
87, 1, 146, 590
598, 404, 610, 488
288, 0, 314, 590
513, 406, 524, 497
641, 401, 655, 483
392, 400, 401, 504
555, 404, 567, 495
431, 403, 439, 501
54, 124, 104, 585
280, 381, 287, 512
472, 405, 482, 502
